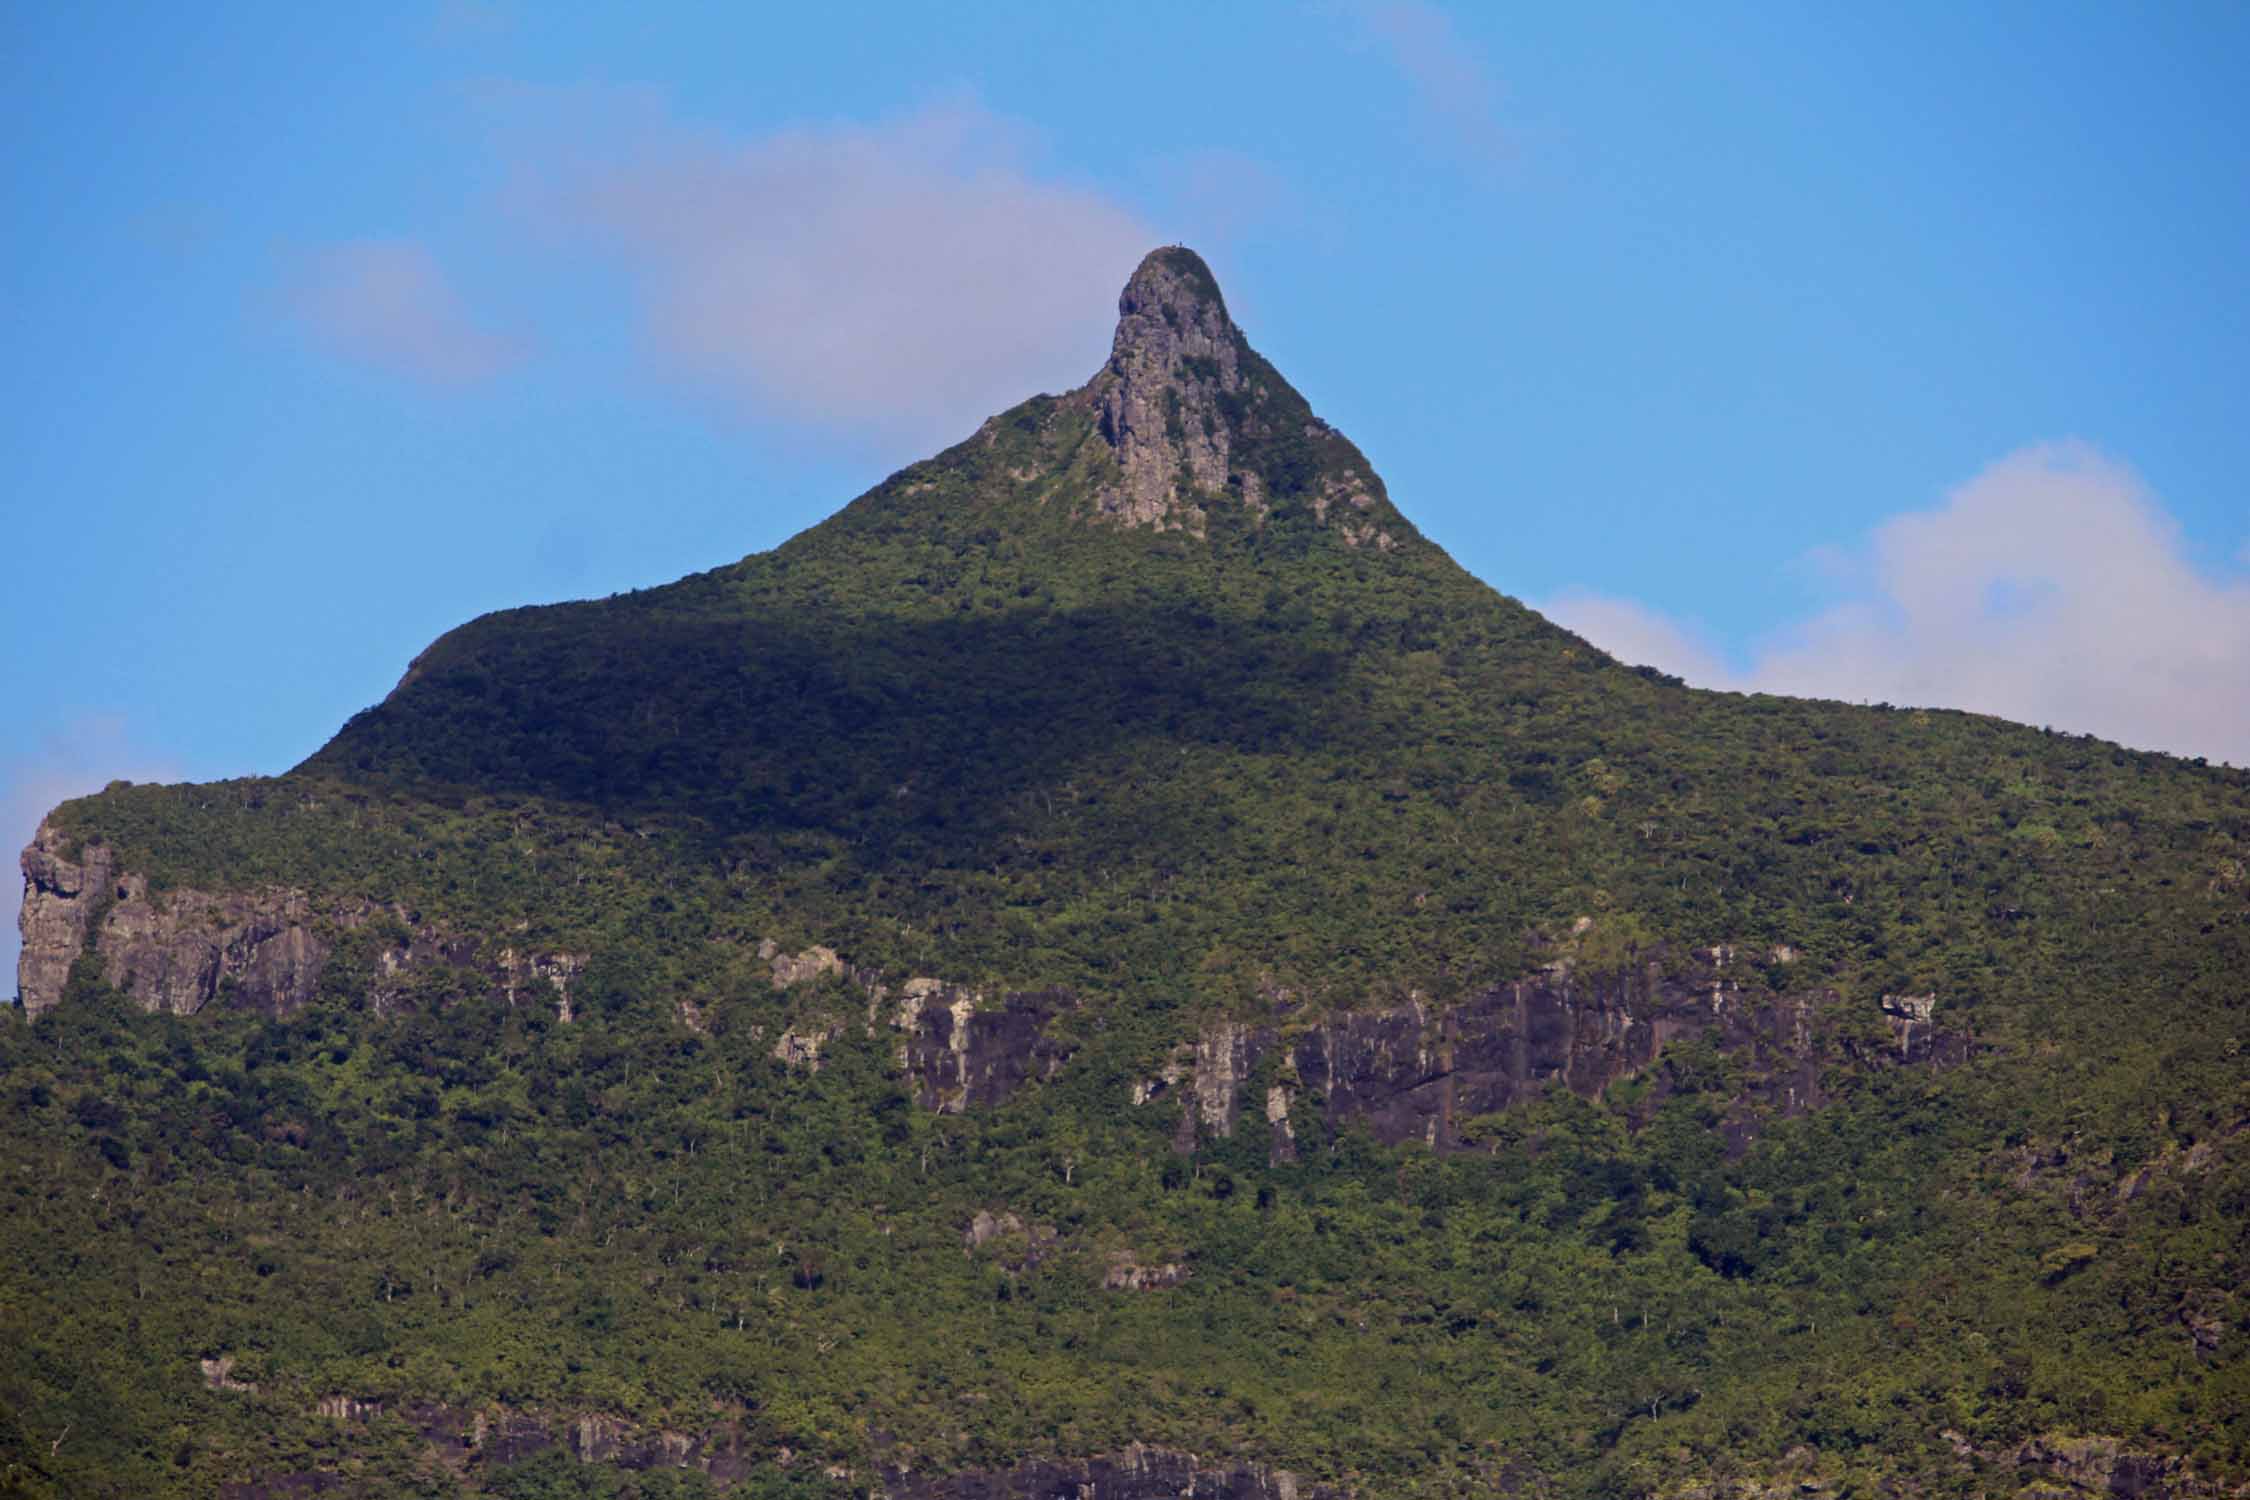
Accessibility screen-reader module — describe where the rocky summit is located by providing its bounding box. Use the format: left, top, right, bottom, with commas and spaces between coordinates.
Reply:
1088, 248, 1391, 543
7, 249, 2248, 1500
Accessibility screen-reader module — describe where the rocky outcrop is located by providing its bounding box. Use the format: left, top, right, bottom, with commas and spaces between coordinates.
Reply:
222, 1399, 764, 1489
889, 977, 1076, 1113
749, 933, 1962, 1149
886, 1442, 1339, 1500
1102, 1252, 1192, 1292
231, 1394, 1352, 1500
767, 941, 845, 988
26, 820, 1957, 1160
19, 821, 1084, 1115
399, 1400, 766, 1483
199, 1355, 256, 1393
1664, 1432, 2250, 1500
497, 946, 588, 1023
1085, 248, 1393, 545
1879, 991, 1944, 1061
17, 821, 585, 1021
963, 1209, 1058, 1271
314, 1394, 381, 1423
1093, 250, 1246, 530
224, 1427, 1332, 1500
18, 823, 117, 1014
2004, 1432, 2250, 1500
1154, 948, 1969, 1156
759, 959, 1079, 1107
19, 821, 343, 1018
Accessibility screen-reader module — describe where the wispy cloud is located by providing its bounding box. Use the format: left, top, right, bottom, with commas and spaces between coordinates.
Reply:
282, 239, 528, 385
1543, 442, 2250, 765
4, 716, 180, 1000
510, 93, 1157, 450
1345, 1, 1516, 169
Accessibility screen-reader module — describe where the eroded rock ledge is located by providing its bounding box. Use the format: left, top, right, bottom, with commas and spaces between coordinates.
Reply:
21, 827, 1965, 1158
16, 821, 584, 1021
1146, 946, 1968, 1159
211, 1412, 2246, 1500
211, 1386, 1340, 1500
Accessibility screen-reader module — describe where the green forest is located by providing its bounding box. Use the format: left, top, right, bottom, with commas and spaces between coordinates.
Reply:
4, 251, 2245, 1499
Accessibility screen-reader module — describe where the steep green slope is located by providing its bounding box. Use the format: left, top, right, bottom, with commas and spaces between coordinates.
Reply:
5, 249, 2246, 1499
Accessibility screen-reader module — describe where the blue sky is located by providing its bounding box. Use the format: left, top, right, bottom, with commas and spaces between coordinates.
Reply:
7, 2, 2250, 979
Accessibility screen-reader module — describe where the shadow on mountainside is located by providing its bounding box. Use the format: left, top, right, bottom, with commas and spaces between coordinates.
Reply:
301, 592, 1394, 864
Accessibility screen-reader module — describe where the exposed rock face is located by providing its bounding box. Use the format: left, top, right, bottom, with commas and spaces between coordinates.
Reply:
1086, 248, 1393, 545
758, 963, 1079, 1108
1094, 250, 1245, 530
21, 824, 1086, 1113
314, 1395, 381, 1423
1103, 1252, 1192, 1292
24, 823, 1954, 1161
227, 1422, 1331, 1500
17, 822, 113, 1013
770, 1023, 835, 1069
892, 978, 1075, 1112
964, 1209, 1058, 1271
17, 820, 583, 1020
498, 946, 588, 1023
2022, 1433, 2250, 1500
1162, 950, 1968, 1156
198, 1355, 256, 1393
1879, 991, 1941, 1060
886, 1442, 1338, 1500
1265, 1084, 1298, 1164
19, 821, 339, 1018
769, 942, 844, 988
1194, 1020, 1256, 1132
399, 1400, 762, 1484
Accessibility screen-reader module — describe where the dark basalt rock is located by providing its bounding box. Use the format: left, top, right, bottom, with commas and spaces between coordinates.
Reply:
1164, 947, 1967, 1159
895, 983, 1077, 1112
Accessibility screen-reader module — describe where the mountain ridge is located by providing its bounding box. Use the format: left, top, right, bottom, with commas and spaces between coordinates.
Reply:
6, 247, 2247, 1500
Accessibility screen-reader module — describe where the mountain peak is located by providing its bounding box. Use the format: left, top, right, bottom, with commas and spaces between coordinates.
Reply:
1094, 247, 1244, 529
1113, 246, 1233, 357
1086, 247, 1402, 548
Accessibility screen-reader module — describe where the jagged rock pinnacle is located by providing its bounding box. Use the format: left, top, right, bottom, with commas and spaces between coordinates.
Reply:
1083, 248, 1400, 550
1094, 248, 1249, 530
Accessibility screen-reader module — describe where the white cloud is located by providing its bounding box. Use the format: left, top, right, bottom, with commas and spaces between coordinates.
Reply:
1543, 590, 1740, 689
519, 95, 1157, 450
283, 239, 527, 385
1543, 442, 2250, 765
4, 716, 180, 1002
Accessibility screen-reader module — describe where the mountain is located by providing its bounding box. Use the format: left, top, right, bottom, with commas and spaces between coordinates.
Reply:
6, 248, 2247, 1500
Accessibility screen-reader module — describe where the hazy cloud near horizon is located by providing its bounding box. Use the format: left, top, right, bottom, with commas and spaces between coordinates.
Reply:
521, 97, 1157, 451
1544, 442, 2250, 766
